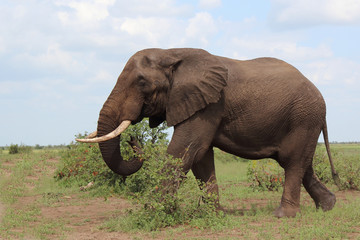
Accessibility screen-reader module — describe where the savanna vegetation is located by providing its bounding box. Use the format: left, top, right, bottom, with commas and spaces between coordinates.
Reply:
0, 120, 359, 239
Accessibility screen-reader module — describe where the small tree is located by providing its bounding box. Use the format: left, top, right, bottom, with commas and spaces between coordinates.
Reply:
9, 144, 19, 154
55, 118, 169, 189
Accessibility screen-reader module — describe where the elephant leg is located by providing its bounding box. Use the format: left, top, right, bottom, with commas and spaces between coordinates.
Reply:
167, 101, 223, 172
165, 102, 223, 204
274, 165, 303, 218
302, 166, 336, 211
275, 128, 320, 218
191, 147, 220, 209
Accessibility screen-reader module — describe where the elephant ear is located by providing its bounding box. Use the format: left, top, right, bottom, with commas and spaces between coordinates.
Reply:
165, 49, 228, 126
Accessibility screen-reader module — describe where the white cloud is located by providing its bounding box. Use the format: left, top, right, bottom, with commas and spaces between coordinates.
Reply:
0, 37, 5, 53
118, 17, 173, 45
230, 37, 333, 61
186, 12, 217, 45
57, 11, 70, 25
0, 81, 22, 95
13, 4, 27, 19
270, 0, 360, 28
14, 44, 85, 74
304, 58, 360, 86
199, 0, 221, 9
56, 0, 115, 25
89, 70, 116, 83
110, 0, 191, 18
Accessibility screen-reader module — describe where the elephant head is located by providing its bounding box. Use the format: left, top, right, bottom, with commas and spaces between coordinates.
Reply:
77, 48, 227, 176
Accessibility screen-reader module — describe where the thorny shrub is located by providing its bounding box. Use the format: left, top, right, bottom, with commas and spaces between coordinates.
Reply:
247, 159, 284, 191
54, 138, 124, 192
55, 119, 168, 192
56, 119, 223, 230
121, 144, 222, 231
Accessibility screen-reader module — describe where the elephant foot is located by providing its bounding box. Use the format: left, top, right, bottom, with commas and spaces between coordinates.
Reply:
274, 198, 300, 218
274, 205, 299, 218
316, 192, 336, 211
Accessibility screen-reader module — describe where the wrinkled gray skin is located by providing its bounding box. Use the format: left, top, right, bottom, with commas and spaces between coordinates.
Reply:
93, 48, 337, 217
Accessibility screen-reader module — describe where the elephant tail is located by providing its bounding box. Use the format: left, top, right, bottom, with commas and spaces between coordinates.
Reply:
322, 121, 341, 188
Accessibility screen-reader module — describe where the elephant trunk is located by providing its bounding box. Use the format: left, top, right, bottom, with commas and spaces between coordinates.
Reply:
96, 110, 144, 176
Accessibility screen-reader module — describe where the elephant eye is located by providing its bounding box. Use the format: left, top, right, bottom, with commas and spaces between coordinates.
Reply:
138, 78, 153, 94
138, 78, 147, 87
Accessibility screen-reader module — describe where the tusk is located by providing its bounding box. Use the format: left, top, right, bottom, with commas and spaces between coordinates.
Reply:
76, 120, 131, 143
86, 131, 97, 139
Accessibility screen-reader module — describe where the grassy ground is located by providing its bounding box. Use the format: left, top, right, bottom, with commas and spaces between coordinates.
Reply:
0, 145, 359, 239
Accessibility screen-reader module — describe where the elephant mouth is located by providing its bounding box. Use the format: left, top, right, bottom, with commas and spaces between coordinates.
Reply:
133, 112, 145, 125
142, 101, 165, 118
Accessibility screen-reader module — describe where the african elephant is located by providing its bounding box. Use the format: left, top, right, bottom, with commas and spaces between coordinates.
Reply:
77, 48, 339, 217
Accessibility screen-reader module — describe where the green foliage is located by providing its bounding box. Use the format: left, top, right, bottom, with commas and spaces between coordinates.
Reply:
55, 138, 125, 192
8, 144, 32, 154
247, 159, 284, 191
313, 147, 360, 190
34, 144, 44, 150
55, 119, 168, 193
56, 118, 224, 231
122, 119, 168, 146
19, 145, 33, 154
9, 144, 19, 154
118, 144, 222, 231
247, 145, 360, 191
312, 147, 336, 183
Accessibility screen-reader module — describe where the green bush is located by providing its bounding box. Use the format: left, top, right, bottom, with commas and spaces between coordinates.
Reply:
9, 144, 19, 154
18, 145, 33, 154
55, 138, 124, 192
313, 147, 360, 190
34, 144, 44, 150
55, 119, 169, 191
120, 143, 221, 231
339, 155, 360, 190
312, 147, 335, 183
247, 159, 284, 191
56, 119, 224, 230
8, 144, 32, 154
247, 146, 360, 191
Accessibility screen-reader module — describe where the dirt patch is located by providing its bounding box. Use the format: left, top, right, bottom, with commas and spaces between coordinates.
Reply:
335, 190, 360, 202
44, 157, 60, 175
14, 195, 38, 209
0, 201, 5, 224
1, 161, 16, 167
66, 231, 133, 240
1, 168, 12, 178
25, 176, 40, 190
40, 195, 133, 240
1, 162, 15, 177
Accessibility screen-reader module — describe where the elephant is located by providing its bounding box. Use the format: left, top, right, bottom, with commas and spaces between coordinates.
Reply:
77, 48, 339, 218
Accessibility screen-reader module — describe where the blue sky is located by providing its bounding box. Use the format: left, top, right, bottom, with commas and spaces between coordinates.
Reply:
1, 0, 359, 146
